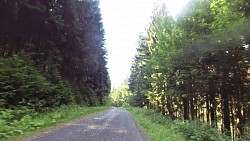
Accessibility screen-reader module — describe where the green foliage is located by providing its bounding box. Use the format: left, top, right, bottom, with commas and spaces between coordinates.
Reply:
0, 55, 76, 110
0, 104, 109, 141
127, 107, 185, 141
0, 0, 110, 110
102, 96, 112, 107
129, 0, 250, 139
174, 121, 229, 141
127, 107, 228, 141
110, 79, 133, 107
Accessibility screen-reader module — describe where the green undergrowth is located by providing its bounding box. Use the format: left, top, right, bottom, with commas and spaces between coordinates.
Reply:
0, 104, 110, 141
126, 107, 229, 141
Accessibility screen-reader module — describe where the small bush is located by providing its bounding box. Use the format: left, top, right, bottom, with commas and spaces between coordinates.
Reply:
127, 107, 228, 141
173, 121, 228, 141
0, 55, 77, 111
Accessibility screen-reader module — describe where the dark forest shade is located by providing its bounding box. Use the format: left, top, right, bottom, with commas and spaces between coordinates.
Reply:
0, 0, 110, 109
129, 0, 250, 138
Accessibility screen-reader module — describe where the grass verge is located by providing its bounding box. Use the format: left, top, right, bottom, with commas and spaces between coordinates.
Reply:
126, 107, 229, 141
126, 107, 185, 141
0, 104, 110, 141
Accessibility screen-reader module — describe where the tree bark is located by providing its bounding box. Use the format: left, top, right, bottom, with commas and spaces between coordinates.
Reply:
222, 71, 231, 136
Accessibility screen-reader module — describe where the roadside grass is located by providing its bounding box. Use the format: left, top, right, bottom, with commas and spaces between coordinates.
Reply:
0, 104, 110, 141
126, 107, 185, 141
126, 107, 229, 141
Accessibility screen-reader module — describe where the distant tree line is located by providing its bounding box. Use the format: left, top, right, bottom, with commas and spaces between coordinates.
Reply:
0, 0, 110, 111
110, 80, 132, 107
129, 0, 250, 138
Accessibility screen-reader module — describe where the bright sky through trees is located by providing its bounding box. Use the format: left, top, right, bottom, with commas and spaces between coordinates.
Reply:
100, 0, 190, 87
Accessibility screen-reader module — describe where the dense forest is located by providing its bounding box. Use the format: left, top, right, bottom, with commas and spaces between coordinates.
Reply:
0, 0, 110, 111
129, 0, 250, 139
110, 80, 132, 107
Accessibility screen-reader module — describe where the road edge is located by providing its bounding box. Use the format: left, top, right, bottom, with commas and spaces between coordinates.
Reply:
15, 108, 111, 141
125, 108, 151, 141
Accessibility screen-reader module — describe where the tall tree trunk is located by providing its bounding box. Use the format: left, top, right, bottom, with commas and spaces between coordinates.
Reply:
222, 71, 231, 136
206, 90, 210, 123
183, 95, 189, 120
190, 92, 195, 120
209, 79, 216, 127
195, 95, 198, 119
167, 98, 173, 117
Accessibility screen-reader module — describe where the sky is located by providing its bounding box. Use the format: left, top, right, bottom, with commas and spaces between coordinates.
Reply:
100, 0, 190, 87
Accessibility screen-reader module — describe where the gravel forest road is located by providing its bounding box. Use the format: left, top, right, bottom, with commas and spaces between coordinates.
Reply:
26, 108, 149, 141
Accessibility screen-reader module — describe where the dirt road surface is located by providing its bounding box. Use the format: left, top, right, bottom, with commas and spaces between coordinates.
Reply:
26, 108, 149, 141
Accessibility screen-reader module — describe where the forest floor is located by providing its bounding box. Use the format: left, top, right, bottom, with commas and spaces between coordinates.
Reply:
18, 107, 149, 141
